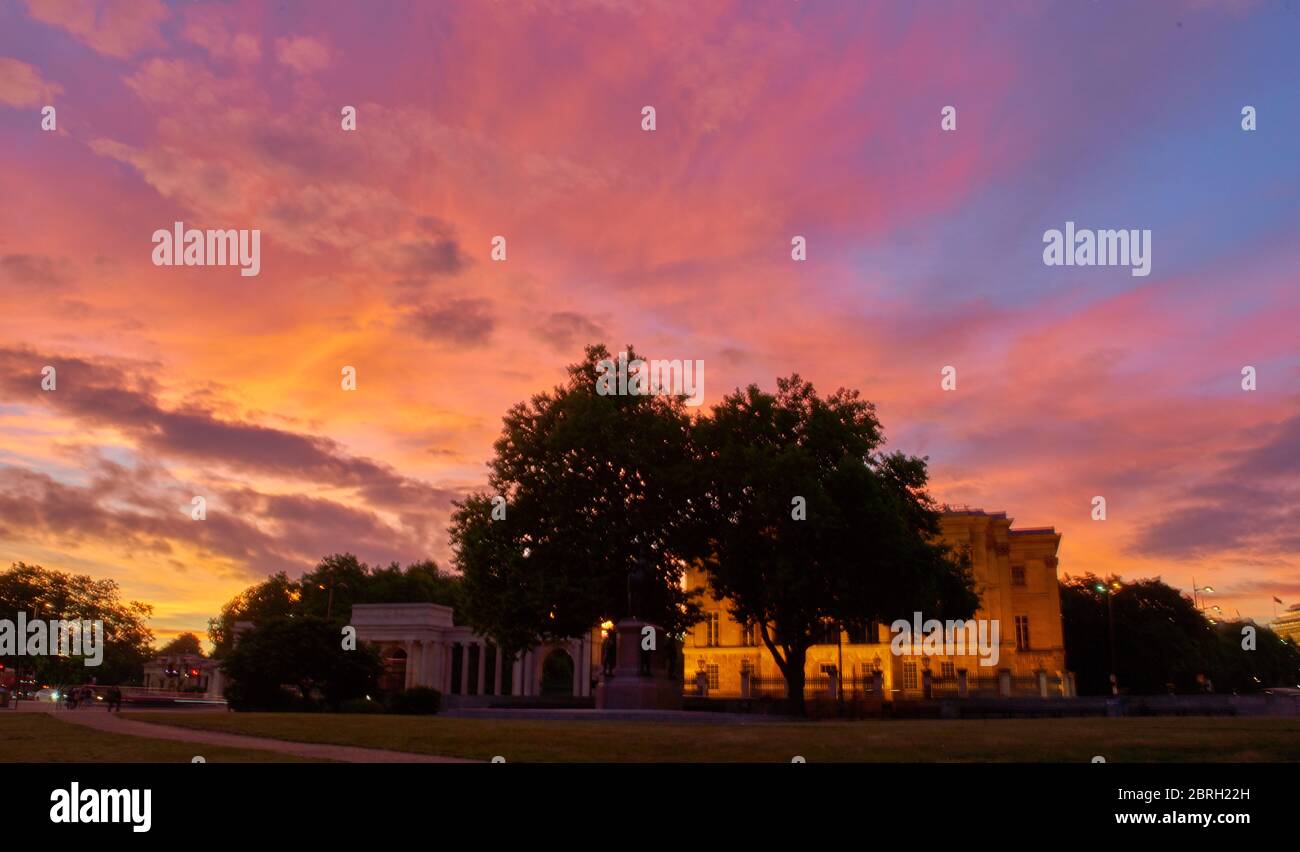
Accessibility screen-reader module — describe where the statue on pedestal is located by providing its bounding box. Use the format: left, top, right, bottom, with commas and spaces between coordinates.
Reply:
626, 556, 647, 619
601, 629, 616, 676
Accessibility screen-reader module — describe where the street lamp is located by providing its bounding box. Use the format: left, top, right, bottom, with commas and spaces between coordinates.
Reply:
1191, 579, 1214, 609
1095, 581, 1122, 695
318, 580, 351, 620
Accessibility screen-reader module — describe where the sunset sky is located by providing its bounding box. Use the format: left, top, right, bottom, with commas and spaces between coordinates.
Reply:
0, 0, 1296, 642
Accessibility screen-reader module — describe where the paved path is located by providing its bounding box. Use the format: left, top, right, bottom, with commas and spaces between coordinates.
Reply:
49, 707, 475, 763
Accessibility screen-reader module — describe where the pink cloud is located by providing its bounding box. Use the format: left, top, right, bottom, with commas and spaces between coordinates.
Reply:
274, 35, 330, 74
21, 0, 168, 58
0, 57, 62, 107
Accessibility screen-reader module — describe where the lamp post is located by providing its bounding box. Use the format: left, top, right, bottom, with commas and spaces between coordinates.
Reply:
1191, 579, 1214, 610
1096, 581, 1122, 695
319, 580, 350, 620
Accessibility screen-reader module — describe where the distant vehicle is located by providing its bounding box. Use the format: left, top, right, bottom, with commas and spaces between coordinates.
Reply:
33, 687, 60, 703
62, 685, 108, 707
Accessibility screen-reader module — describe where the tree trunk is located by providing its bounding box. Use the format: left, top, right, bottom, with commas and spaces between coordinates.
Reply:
759, 625, 809, 715
782, 646, 808, 714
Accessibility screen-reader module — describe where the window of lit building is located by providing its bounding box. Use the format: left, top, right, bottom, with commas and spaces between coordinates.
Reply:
1015, 615, 1030, 651
902, 662, 918, 690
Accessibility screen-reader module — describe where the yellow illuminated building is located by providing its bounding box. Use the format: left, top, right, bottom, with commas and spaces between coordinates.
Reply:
1272, 604, 1300, 646
682, 508, 1072, 700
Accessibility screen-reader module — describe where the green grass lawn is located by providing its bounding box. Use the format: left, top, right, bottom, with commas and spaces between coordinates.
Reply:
0, 713, 321, 763
124, 712, 1300, 762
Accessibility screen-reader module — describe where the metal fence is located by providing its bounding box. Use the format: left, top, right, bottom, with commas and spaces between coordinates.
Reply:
682, 671, 1066, 699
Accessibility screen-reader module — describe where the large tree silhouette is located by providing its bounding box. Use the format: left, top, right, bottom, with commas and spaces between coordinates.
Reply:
451, 345, 703, 656
690, 376, 976, 710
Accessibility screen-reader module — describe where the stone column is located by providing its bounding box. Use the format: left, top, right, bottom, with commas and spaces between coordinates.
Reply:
998, 668, 1012, 698
571, 639, 583, 696
411, 641, 424, 688
493, 644, 503, 696
1037, 669, 1049, 698
511, 653, 523, 695
475, 641, 487, 696
405, 642, 421, 692
422, 640, 440, 689
460, 643, 470, 695
585, 635, 595, 696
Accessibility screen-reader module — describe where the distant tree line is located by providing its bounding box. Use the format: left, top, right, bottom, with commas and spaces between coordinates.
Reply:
0, 562, 154, 687
1061, 573, 1299, 695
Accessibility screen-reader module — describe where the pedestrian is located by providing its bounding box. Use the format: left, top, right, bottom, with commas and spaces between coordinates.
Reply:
106, 686, 122, 712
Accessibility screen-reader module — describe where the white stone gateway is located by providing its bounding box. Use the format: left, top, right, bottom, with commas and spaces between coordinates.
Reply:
350, 603, 592, 705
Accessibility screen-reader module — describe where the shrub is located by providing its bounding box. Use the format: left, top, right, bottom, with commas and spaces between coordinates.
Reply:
219, 615, 382, 711
338, 696, 386, 714
388, 687, 441, 715
224, 682, 305, 712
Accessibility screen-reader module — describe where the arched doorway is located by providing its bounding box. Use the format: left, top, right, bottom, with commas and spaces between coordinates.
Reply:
380, 647, 407, 692
540, 648, 574, 696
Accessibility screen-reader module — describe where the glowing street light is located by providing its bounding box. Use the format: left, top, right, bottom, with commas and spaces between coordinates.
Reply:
1096, 579, 1123, 695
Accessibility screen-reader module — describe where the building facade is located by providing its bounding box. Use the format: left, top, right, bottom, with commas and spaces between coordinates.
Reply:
1272, 603, 1300, 646
350, 602, 594, 702
141, 653, 224, 699
683, 509, 1071, 699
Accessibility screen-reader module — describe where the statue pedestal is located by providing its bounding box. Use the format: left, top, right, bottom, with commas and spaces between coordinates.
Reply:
595, 618, 682, 710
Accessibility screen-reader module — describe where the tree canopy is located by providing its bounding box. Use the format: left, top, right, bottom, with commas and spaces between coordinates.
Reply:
451, 344, 703, 655
157, 632, 204, 657
451, 349, 976, 711
0, 561, 154, 685
1060, 573, 1300, 694
690, 375, 977, 706
221, 615, 382, 711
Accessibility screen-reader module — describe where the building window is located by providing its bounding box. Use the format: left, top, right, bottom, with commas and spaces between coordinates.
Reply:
706, 612, 720, 647
940, 661, 955, 680
1011, 565, 1026, 586
810, 619, 837, 646
707, 665, 719, 689
902, 662, 918, 690
1015, 615, 1030, 651
847, 621, 879, 644
741, 622, 758, 647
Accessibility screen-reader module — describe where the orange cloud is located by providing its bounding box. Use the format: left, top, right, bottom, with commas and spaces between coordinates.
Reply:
0, 57, 62, 107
